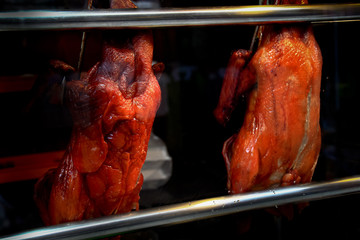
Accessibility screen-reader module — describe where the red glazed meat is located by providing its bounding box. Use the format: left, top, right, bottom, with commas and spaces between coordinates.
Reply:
214, 0, 322, 195
34, 0, 161, 225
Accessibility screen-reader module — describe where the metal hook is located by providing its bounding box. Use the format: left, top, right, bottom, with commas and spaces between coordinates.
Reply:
249, 25, 259, 53
77, 0, 94, 74
249, 0, 266, 52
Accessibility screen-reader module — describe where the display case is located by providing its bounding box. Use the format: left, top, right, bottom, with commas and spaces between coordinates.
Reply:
1, 1, 360, 239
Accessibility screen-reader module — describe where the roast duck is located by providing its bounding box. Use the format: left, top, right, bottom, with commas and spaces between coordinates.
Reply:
34, 0, 162, 225
214, 0, 322, 203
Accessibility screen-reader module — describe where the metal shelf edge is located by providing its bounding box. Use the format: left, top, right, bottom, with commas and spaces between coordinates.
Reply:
2, 176, 360, 240
0, 4, 360, 31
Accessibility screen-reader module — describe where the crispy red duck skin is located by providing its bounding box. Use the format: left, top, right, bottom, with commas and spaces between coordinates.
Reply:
214, 0, 322, 195
34, 1, 161, 225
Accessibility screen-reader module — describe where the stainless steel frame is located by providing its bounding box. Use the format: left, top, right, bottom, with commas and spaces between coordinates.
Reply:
2, 176, 360, 240
0, 4, 360, 31
1, 3, 360, 240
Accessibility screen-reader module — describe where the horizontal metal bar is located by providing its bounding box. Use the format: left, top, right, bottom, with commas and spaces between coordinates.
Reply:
0, 4, 360, 31
2, 176, 360, 240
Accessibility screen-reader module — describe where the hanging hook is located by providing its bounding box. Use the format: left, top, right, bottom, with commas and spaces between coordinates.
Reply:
249, 25, 259, 53
77, 0, 94, 75
249, 0, 267, 52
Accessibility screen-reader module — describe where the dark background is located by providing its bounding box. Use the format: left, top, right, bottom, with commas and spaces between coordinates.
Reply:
0, 0, 360, 239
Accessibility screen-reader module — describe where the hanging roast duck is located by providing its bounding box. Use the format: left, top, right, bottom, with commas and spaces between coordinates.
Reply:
34, 0, 162, 225
214, 0, 322, 199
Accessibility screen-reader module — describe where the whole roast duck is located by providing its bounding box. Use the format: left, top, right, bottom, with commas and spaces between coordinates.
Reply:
34, 0, 162, 225
214, 0, 322, 198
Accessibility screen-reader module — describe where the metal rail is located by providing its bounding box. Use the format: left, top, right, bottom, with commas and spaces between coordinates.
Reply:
2, 176, 360, 240
0, 4, 360, 31
1, 4, 360, 240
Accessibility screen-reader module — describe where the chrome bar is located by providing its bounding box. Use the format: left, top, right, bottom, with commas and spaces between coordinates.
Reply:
0, 4, 360, 31
2, 176, 360, 240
